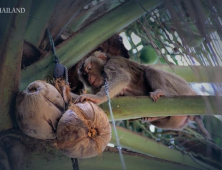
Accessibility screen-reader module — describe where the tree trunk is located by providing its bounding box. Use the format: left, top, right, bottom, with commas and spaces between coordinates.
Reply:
0, 0, 31, 130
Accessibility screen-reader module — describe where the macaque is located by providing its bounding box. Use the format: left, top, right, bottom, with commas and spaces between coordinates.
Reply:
75, 51, 200, 132
68, 34, 129, 94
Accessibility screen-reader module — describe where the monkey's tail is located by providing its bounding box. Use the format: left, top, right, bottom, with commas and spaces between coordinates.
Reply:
195, 116, 212, 140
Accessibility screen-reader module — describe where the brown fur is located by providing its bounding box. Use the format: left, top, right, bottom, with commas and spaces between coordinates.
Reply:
68, 34, 129, 94
76, 51, 198, 131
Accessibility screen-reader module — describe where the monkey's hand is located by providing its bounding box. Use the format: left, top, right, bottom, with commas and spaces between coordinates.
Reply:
75, 94, 102, 104
70, 93, 79, 101
150, 89, 165, 102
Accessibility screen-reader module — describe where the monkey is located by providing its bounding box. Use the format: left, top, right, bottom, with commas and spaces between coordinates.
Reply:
68, 34, 129, 95
76, 51, 196, 102
75, 51, 210, 136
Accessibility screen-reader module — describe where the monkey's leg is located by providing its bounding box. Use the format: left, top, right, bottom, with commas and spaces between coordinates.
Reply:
150, 89, 165, 102
195, 116, 212, 140
141, 116, 167, 123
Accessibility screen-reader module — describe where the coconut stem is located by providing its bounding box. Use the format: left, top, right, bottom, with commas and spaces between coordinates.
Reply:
88, 128, 98, 138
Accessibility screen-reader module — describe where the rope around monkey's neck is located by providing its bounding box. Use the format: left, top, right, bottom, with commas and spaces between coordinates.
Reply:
102, 71, 126, 170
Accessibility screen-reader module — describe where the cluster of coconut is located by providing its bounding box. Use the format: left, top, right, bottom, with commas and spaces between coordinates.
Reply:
16, 80, 111, 158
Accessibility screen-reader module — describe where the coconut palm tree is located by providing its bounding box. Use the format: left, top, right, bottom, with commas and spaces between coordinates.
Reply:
0, 0, 222, 169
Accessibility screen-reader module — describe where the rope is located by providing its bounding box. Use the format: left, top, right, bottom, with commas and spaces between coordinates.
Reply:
47, 27, 59, 63
64, 66, 69, 85
71, 158, 80, 170
47, 27, 79, 170
103, 71, 126, 170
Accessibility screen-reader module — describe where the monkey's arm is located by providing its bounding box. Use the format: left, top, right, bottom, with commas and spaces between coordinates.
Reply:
70, 92, 79, 101
144, 67, 168, 102
97, 67, 131, 102
76, 67, 131, 105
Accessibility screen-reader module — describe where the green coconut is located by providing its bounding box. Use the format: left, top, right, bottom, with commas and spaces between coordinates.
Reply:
140, 46, 159, 64
57, 102, 111, 159
16, 80, 65, 139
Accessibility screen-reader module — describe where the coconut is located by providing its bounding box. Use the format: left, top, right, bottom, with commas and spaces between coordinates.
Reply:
57, 102, 111, 159
16, 80, 65, 139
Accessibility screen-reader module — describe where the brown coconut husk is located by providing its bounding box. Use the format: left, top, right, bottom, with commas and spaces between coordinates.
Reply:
53, 79, 72, 103
56, 102, 111, 159
16, 80, 65, 139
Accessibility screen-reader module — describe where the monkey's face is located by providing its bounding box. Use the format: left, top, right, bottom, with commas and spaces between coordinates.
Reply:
78, 56, 105, 88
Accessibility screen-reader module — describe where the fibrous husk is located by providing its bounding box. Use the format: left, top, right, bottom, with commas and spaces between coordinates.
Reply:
16, 80, 65, 139
53, 79, 72, 103
56, 102, 111, 159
